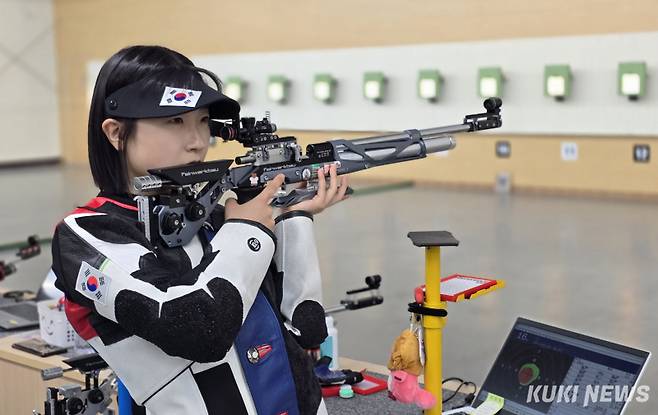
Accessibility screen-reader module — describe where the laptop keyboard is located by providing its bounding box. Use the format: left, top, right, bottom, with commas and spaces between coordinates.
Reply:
0, 302, 39, 320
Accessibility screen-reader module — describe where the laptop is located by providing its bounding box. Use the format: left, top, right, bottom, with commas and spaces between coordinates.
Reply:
0, 301, 39, 330
444, 317, 651, 415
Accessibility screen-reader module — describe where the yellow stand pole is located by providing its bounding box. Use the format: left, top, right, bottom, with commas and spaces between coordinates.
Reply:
407, 231, 503, 415
423, 246, 446, 415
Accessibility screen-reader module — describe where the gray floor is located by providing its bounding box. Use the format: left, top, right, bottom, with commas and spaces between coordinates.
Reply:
1, 164, 656, 413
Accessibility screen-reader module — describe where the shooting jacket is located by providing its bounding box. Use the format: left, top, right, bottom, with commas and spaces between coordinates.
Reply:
51, 193, 328, 415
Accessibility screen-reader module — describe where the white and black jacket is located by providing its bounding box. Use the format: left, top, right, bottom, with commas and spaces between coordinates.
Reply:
51, 193, 328, 415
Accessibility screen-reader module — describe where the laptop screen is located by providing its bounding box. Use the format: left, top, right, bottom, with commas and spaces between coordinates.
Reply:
474, 318, 649, 415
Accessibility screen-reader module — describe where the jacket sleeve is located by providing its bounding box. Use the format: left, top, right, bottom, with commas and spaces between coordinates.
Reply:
273, 210, 327, 348
52, 210, 275, 363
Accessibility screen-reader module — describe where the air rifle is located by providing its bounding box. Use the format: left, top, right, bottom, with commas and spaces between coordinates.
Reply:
133, 98, 502, 247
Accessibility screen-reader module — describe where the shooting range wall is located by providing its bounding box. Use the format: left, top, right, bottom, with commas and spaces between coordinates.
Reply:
55, 0, 658, 196
0, 0, 59, 165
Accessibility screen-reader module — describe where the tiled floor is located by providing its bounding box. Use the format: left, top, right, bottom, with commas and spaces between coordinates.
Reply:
1, 163, 656, 413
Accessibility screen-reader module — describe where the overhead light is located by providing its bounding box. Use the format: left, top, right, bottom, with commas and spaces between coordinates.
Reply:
223, 77, 246, 103
313, 73, 337, 103
363, 72, 387, 103
267, 75, 289, 104
544, 65, 572, 101
618, 62, 647, 101
418, 69, 442, 102
478, 67, 503, 98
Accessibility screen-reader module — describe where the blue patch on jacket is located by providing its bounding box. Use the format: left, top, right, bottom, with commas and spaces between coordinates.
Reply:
235, 292, 300, 415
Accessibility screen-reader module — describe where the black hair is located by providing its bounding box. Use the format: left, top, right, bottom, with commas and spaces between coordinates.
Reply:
88, 45, 221, 193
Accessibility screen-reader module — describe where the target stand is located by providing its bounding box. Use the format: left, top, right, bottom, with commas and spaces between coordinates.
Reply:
407, 231, 505, 415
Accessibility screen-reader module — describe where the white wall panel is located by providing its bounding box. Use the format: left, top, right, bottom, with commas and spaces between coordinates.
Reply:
89, 31, 658, 136
0, 0, 59, 164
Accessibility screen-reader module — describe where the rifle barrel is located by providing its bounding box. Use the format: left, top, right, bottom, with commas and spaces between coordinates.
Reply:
349, 124, 470, 146
420, 123, 472, 136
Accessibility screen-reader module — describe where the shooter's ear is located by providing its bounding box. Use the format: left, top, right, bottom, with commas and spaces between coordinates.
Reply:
101, 118, 123, 151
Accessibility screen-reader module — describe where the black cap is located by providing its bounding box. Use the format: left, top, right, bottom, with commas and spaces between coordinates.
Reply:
104, 66, 240, 120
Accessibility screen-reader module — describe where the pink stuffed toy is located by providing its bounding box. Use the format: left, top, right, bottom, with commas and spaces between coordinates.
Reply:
386, 329, 437, 410
388, 370, 437, 409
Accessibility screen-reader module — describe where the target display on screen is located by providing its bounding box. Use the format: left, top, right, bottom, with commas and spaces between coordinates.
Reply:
481, 329, 573, 413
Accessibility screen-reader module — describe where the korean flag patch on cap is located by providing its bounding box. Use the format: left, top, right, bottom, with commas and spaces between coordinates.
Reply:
159, 86, 202, 108
76, 261, 111, 305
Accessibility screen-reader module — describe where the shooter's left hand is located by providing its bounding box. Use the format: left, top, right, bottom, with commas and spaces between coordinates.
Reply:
282, 163, 349, 215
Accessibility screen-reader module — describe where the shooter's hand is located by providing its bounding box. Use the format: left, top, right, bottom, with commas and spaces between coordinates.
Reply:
225, 174, 286, 231
282, 164, 349, 215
